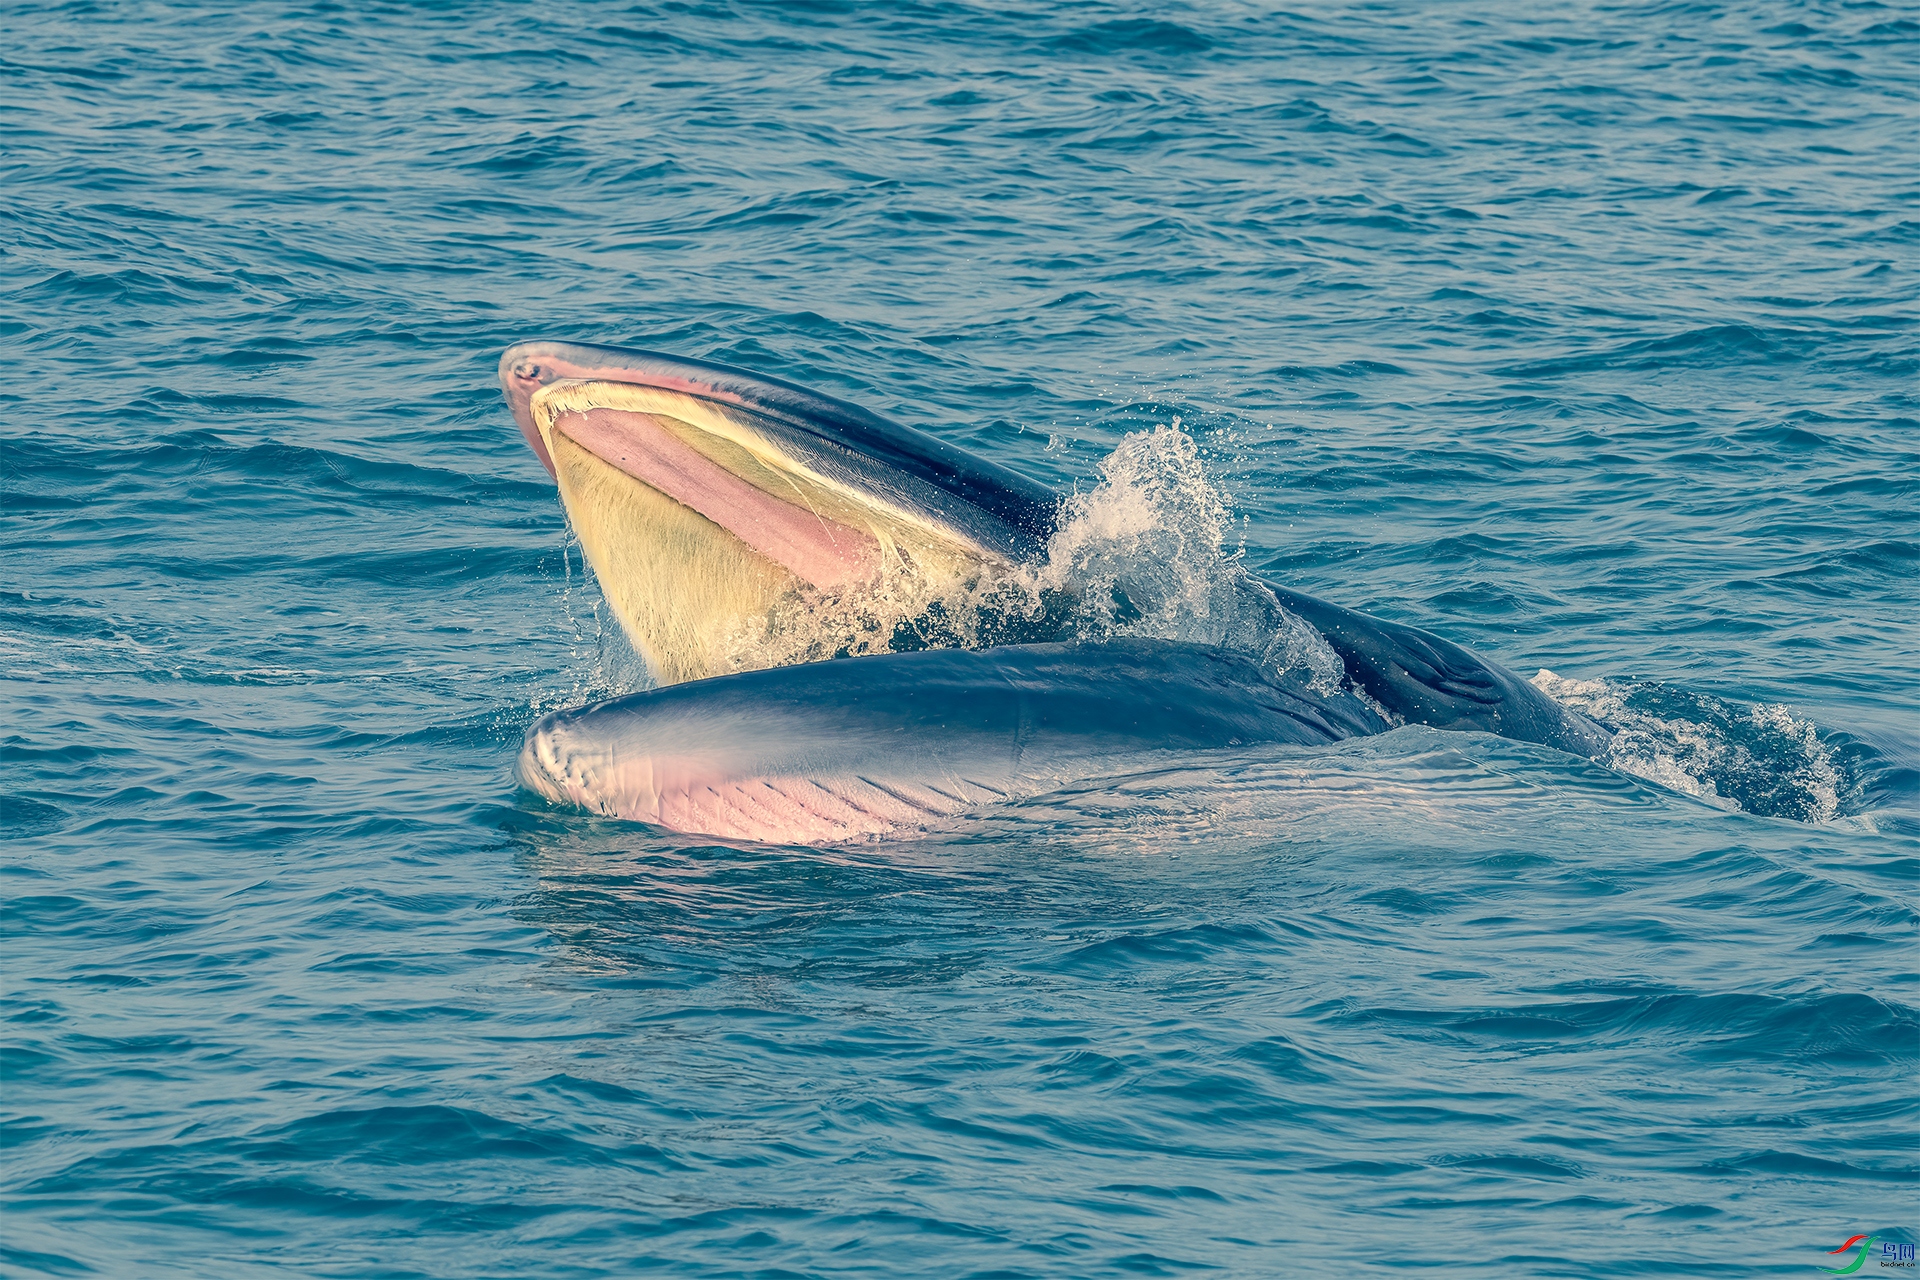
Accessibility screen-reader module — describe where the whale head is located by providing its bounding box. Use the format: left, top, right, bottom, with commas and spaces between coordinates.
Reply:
499, 340, 1060, 685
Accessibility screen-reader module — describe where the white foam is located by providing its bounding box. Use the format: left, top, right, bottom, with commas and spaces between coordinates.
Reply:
1531, 669, 1842, 822
1024, 423, 1345, 689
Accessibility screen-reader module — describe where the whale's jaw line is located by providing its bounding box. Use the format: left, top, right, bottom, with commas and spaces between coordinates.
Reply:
500, 340, 1060, 686
498, 340, 1060, 541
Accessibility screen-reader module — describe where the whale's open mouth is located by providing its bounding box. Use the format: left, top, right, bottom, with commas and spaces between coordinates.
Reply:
530, 377, 992, 683
501, 341, 1061, 684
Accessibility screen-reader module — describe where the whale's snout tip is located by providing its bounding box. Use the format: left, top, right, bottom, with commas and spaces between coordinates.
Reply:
498, 342, 559, 478
500, 345, 548, 389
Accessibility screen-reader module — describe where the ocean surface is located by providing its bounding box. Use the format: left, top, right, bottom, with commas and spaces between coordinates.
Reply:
4, 1, 1917, 1275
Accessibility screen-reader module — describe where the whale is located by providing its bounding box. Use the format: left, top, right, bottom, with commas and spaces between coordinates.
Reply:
502, 339, 1608, 840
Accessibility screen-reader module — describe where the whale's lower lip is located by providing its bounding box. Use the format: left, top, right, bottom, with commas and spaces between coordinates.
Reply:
514, 638, 1389, 845
514, 724, 575, 812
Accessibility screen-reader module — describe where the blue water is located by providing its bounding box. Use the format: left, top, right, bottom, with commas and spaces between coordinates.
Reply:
4, 1, 1917, 1275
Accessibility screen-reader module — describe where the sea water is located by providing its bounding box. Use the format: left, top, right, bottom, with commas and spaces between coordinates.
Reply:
3, 1, 1915, 1275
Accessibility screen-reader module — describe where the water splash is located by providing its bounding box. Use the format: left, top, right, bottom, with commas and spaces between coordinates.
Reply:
1029, 424, 1346, 692
550, 532, 652, 709
1531, 670, 1844, 822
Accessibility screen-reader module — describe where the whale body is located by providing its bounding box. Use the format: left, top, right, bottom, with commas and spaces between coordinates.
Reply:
502, 339, 1608, 840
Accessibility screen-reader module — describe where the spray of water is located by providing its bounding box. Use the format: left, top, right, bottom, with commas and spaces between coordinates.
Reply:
1531, 670, 1844, 822
1026, 424, 1346, 692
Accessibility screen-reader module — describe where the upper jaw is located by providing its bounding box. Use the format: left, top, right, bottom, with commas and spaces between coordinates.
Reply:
529, 377, 886, 590
499, 339, 1062, 554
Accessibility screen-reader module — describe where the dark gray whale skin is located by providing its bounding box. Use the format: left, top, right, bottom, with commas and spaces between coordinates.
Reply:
501, 339, 1610, 761
538, 637, 1392, 769
1260, 584, 1613, 758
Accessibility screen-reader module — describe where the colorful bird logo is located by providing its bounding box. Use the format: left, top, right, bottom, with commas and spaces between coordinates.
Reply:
1820, 1235, 1878, 1275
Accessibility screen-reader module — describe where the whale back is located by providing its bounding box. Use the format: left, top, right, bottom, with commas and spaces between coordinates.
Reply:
1258, 582, 1612, 759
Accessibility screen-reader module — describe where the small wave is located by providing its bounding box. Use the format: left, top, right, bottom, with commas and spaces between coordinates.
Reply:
1049, 19, 1213, 56
1531, 671, 1845, 822
1495, 323, 1809, 378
